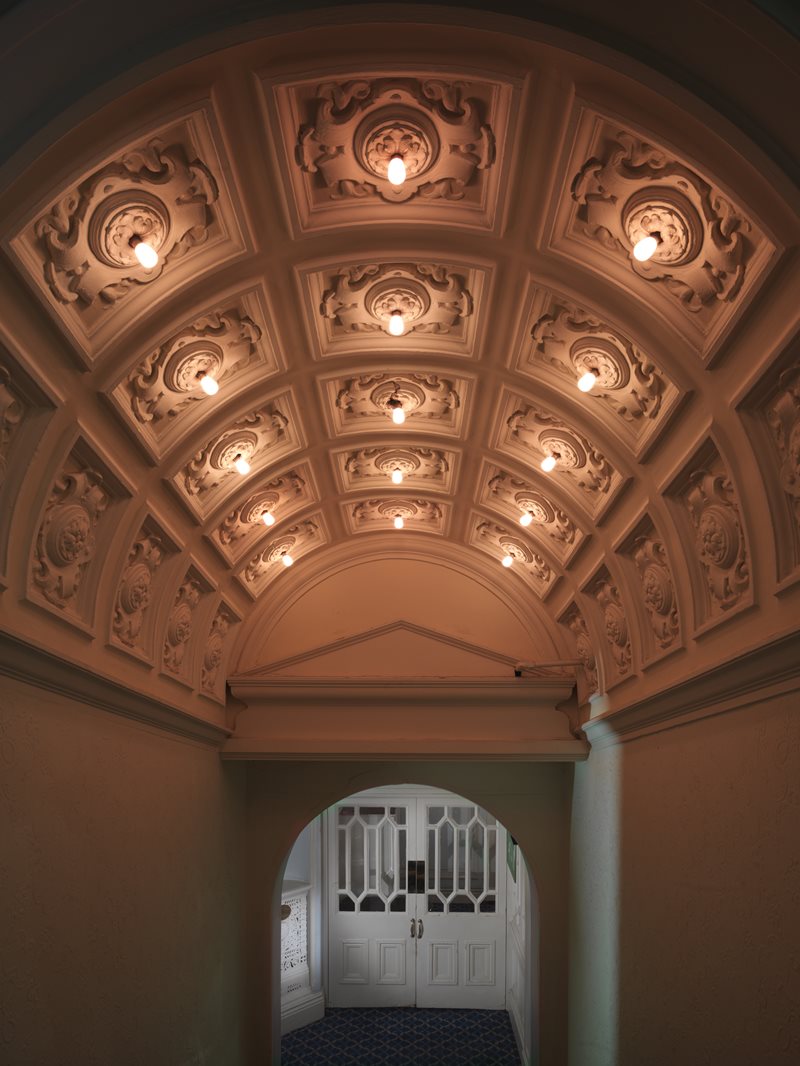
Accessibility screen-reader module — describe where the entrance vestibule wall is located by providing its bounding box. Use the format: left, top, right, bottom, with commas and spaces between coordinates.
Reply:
245, 760, 573, 1066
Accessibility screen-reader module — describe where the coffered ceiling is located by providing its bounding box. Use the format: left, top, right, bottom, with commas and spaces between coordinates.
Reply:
0, 12, 798, 730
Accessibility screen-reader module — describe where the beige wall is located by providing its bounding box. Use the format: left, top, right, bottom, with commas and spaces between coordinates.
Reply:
570, 688, 800, 1066
0, 675, 245, 1066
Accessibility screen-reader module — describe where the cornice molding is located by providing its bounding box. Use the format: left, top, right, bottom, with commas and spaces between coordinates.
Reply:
583, 628, 800, 748
229, 676, 574, 705
0, 630, 229, 746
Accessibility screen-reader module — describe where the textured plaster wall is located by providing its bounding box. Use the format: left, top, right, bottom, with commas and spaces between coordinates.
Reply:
0, 675, 245, 1066
570, 688, 800, 1066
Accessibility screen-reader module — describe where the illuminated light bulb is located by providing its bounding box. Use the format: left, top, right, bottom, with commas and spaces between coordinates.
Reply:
541, 455, 557, 473
130, 235, 159, 269
388, 310, 405, 336
577, 370, 598, 393
632, 234, 659, 262
501, 555, 514, 568
389, 403, 406, 425
262, 511, 275, 526
282, 554, 294, 568
233, 454, 251, 476
387, 154, 407, 187
394, 515, 404, 529
198, 373, 219, 396
519, 512, 533, 527
391, 468, 404, 485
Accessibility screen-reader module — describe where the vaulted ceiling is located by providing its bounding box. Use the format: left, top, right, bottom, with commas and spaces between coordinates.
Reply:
0, 8, 798, 730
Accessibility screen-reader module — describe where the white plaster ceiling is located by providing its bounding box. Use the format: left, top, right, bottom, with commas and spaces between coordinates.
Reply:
0, 13, 798, 723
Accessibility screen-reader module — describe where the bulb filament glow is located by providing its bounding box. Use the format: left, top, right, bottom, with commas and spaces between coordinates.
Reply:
262, 511, 275, 526
541, 454, 557, 473
233, 454, 250, 476
387, 154, 407, 187
577, 370, 598, 393
391, 469, 404, 484
394, 515, 404, 529
130, 235, 159, 269
519, 512, 533, 527
388, 310, 405, 336
282, 554, 294, 568
632, 233, 660, 262
502, 555, 514, 568
198, 372, 219, 396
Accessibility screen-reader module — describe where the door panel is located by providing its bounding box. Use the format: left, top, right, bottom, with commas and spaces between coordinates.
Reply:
328, 790, 507, 1009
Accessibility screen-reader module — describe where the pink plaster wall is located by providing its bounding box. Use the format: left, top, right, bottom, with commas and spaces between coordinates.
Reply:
570, 688, 800, 1066
0, 676, 245, 1066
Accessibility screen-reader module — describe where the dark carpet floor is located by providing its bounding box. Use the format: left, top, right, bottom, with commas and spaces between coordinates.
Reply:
281, 1007, 522, 1065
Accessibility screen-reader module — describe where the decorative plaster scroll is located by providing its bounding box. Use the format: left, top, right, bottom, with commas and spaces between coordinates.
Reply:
321, 262, 472, 337
296, 77, 495, 203
571, 128, 752, 312
201, 604, 235, 693
341, 445, 451, 492
332, 372, 464, 435
349, 497, 444, 533
243, 519, 323, 593
505, 402, 616, 504
629, 530, 680, 650
473, 519, 556, 594
486, 469, 580, 560
163, 576, 203, 675
124, 308, 262, 429
34, 138, 218, 312
32, 467, 108, 609
768, 365, 800, 537
112, 533, 164, 648
588, 570, 632, 677
528, 294, 673, 448
0, 366, 26, 486
212, 469, 309, 558
180, 405, 290, 499
683, 466, 749, 615
562, 604, 598, 696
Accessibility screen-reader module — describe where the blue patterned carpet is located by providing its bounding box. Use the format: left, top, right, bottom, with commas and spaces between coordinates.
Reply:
281, 1007, 521, 1065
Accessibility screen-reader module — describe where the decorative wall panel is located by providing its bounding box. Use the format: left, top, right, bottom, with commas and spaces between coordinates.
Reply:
560, 602, 599, 700
585, 566, 634, 683
112, 527, 170, 657
161, 567, 212, 683
617, 514, 681, 664
201, 602, 239, 699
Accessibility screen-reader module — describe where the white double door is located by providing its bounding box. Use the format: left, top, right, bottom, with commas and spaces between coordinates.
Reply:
328, 789, 506, 1009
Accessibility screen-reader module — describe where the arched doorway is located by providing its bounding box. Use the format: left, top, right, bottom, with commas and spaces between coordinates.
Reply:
244, 760, 570, 1065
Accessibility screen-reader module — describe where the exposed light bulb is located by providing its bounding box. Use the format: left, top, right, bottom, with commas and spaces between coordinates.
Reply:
391, 405, 406, 425
262, 511, 275, 526
130, 235, 159, 269
199, 373, 219, 396
233, 455, 251, 476
577, 370, 598, 393
541, 455, 557, 473
393, 515, 404, 529
282, 554, 294, 568
391, 468, 404, 485
388, 310, 405, 336
387, 154, 407, 187
632, 234, 659, 262
519, 512, 533, 527
502, 555, 514, 568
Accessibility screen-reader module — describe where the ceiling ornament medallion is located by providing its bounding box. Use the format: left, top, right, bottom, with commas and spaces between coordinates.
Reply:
340, 446, 452, 492
321, 262, 472, 336
242, 519, 323, 594
631, 533, 680, 650
34, 139, 218, 311
588, 571, 633, 678
112, 533, 164, 649
125, 309, 262, 429
349, 498, 444, 533
570, 127, 752, 312
212, 471, 308, 560
562, 604, 598, 697
32, 468, 108, 610
333, 373, 463, 435
179, 406, 289, 499
473, 519, 556, 594
296, 78, 495, 203
486, 469, 580, 561
163, 576, 203, 675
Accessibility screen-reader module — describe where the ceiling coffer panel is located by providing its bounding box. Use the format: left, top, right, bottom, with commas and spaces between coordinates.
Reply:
301, 259, 486, 359
8, 106, 249, 364
495, 390, 627, 522
480, 464, 587, 566
167, 393, 303, 522
268, 71, 515, 232
469, 514, 560, 599
514, 283, 685, 459
323, 371, 470, 438
238, 515, 328, 598
107, 285, 281, 461
206, 465, 317, 566
343, 496, 448, 535
549, 107, 778, 362
334, 444, 456, 495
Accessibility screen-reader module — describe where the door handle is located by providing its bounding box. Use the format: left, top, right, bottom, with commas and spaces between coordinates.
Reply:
410, 918, 417, 938
417, 918, 424, 940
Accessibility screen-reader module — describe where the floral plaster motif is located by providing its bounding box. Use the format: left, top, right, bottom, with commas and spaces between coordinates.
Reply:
683, 466, 749, 616
562, 604, 598, 696
589, 571, 632, 677
112, 533, 164, 648
202, 605, 235, 693
163, 576, 203, 674
630, 532, 680, 650
768, 365, 800, 535
0, 366, 25, 485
